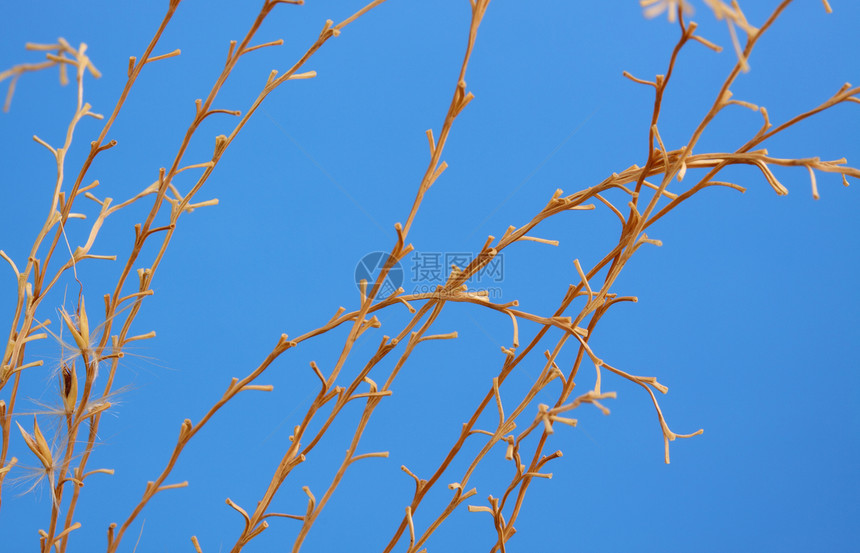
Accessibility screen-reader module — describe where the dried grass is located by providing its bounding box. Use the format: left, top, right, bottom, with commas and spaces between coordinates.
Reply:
0, 1, 857, 551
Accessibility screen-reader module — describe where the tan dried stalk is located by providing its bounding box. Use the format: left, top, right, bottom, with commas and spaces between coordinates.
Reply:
0, 0, 856, 551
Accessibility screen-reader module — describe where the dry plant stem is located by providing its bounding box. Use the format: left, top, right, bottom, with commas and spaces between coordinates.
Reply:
0, 60, 55, 112
2, 0, 330, 548
383, 287, 597, 550
379, 2, 857, 550
489, 5, 779, 549
7, 59, 105, 541
0, 3, 181, 529
0, 39, 101, 112
410, 334, 577, 553
633, 4, 775, 225
640, 1, 817, 228
381, 178, 649, 551
491, 305, 612, 553
222, 3, 490, 550
401, 0, 487, 237
493, 2, 854, 548
79, 1, 482, 549
51, 6, 193, 549
226, 300, 438, 551
0, 50, 95, 510
101, 3, 393, 552
286, 304, 446, 553
105, 341, 291, 553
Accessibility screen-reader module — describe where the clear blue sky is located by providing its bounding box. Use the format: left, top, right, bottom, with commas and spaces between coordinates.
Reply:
1, 1, 858, 552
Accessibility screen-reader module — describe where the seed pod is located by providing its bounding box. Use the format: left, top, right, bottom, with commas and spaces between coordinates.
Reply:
60, 362, 78, 414
17, 417, 53, 471
60, 306, 88, 352
77, 296, 89, 347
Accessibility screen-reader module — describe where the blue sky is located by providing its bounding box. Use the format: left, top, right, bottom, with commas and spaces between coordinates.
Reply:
1, 1, 858, 552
